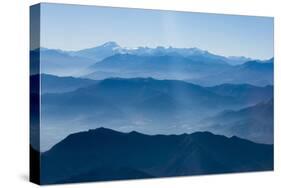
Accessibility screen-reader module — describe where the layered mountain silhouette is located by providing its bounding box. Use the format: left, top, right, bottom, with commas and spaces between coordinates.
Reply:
35, 42, 273, 86
69, 41, 122, 62
32, 48, 93, 76
85, 53, 273, 86
32, 41, 274, 185
193, 59, 273, 86
68, 42, 253, 65
40, 76, 273, 150
206, 83, 273, 104
36, 45, 234, 82
41, 127, 273, 184
37, 74, 96, 94
86, 53, 231, 81
42, 77, 272, 121
201, 99, 273, 144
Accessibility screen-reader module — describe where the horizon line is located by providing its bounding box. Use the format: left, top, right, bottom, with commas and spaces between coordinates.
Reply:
35, 41, 273, 60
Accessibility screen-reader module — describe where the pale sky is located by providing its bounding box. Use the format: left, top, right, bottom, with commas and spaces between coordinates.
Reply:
40, 3, 274, 59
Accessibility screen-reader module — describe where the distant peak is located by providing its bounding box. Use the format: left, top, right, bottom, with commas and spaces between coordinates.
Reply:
92, 127, 110, 131
129, 130, 144, 136
190, 131, 215, 137
188, 47, 208, 54
100, 41, 120, 48
89, 127, 121, 134
95, 126, 107, 130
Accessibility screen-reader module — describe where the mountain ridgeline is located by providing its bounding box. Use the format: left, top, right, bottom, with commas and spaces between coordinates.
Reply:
38, 75, 273, 149
200, 99, 274, 144
35, 42, 273, 86
41, 127, 273, 184
87, 54, 273, 86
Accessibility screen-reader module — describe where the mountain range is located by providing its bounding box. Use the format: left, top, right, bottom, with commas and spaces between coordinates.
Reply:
86, 54, 273, 86
192, 59, 273, 86
35, 74, 96, 94
200, 99, 273, 144
68, 41, 253, 65
41, 127, 273, 184
32, 48, 93, 76
34, 42, 274, 175
206, 83, 273, 104
39, 75, 273, 150
34, 42, 273, 86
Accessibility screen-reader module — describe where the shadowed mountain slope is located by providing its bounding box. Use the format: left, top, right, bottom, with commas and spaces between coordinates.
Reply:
41, 127, 273, 184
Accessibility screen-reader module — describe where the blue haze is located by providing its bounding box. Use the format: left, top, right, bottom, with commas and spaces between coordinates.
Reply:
35, 3, 274, 151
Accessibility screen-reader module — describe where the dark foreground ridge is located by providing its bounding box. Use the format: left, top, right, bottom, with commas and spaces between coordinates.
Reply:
41, 127, 273, 185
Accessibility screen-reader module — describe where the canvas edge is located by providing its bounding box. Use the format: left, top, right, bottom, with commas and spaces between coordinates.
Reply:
30, 3, 41, 185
